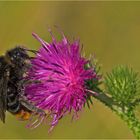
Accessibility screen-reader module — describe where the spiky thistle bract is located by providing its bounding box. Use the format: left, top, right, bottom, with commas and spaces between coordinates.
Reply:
105, 66, 140, 108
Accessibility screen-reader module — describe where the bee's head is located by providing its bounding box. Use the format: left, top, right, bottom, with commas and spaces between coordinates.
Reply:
6, 46, 30, 67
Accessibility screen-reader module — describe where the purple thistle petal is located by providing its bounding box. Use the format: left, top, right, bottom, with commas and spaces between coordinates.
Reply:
25, 31, 99, 130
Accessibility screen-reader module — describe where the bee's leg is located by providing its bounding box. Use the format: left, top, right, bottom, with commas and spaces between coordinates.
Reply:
7, 90, 21, 114
18, 79, 41, 90
19, 99, 46, 128
17, 79, 41, 99
7, 103, 20, 114
19, 99, 46, 115
7, 95, 18, 106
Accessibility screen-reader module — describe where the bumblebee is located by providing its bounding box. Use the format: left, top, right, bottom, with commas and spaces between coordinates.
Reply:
0, 46, 46, 128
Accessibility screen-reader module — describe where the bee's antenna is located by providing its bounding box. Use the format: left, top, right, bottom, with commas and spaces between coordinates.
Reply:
24, 48, 39, 54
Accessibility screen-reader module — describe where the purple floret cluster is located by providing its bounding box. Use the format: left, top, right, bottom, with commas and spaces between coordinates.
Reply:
25, 31, 99, 130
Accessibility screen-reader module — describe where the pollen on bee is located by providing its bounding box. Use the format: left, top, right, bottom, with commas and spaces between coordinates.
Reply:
15, 110, 31, 121
15, 110, 24, 118
22, 112, 31, 120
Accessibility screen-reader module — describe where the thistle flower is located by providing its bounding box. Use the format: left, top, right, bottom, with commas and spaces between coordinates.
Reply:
25, 31, 99, 130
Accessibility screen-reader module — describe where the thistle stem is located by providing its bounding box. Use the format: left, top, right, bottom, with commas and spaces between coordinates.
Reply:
90, 91, 140, 139
90, 92, 120, 110
117, 111, 140, 139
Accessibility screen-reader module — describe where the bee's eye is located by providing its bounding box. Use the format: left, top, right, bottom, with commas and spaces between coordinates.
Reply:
16, 52, 20, 56
13, 52, 20, 59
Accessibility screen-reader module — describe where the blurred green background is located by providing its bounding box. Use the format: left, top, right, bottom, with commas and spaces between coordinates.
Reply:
0, 1, 140, 139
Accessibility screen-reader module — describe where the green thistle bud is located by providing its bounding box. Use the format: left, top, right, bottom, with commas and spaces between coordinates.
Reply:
104, 66, 140, 108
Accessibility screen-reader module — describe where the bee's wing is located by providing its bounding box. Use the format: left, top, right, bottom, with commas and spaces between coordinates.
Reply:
0, 72, 8, 123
